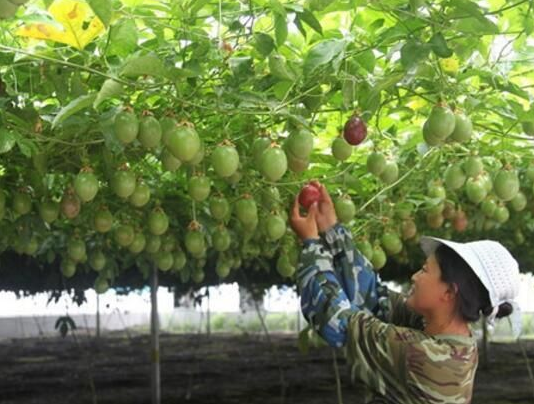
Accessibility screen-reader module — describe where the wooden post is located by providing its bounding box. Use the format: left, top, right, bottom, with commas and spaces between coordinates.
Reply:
206, 288, 211, 337
150, 267, 161, 404
96, 293, 101, 339
482, 317, 489, 369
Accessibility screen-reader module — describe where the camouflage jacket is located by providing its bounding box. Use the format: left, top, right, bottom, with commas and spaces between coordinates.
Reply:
296, 224, 478, 404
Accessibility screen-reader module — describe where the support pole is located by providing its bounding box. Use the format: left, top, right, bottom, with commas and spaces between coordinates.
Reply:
150, 267, 161, 404
206, 288, 211, 337
96, 293, 101, 339
482, 317, 489, 369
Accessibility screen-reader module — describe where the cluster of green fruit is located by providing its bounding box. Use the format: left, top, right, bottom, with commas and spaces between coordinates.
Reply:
423, 104, 473, 146
348, 154, 531, 271
366, 152, 399, 185
2, 100, 532, 290
0, 163, 302, 294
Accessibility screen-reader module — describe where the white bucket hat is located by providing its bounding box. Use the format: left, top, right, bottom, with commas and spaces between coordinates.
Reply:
420, 236, 522, 336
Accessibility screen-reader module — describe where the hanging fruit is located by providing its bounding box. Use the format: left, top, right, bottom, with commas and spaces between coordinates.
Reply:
211, 142, 240, 178
366, 152, 386, 176
209, 196, 231, 221
449, 112, 473, 143
444, 163, 466, 191
334, 197, 356, 223
148, 208, 169, 236
166, 122, 201, 163
510, 191, 527, 212
94, 207, 113, 233
111, 166, 137, 199
156, 251, 174, 271
114, 109, 139, 145
370, 244, 387, 270
265, 213, 287, 241
285, 129, 314, 160
67, 238, 86, 262
260, 144, 287, 182
114, 224, 135, 247
60, 189, 81, 219
452, 209, 468, 232
39, 200, 60, 224
379, 160, 399, 184
493, 167, 520, 202
381, 231, 403, 255
89, 250, 106, 272
185, 222, 206, 257
74, 168, 99, 203
331, 136, 352, 161
424, 104, 456, 140
235, 196, 258, 226
343, 114, 367, 145
13, 190, 32, 215
465, 177, 487, 204
213, 226, 232, 252
298, 183, 321, 210
129, 181, 151, 208
161, 149, 182, 172
464, 156, 484, 178
188, 175, 211, 202
138, 114, 162, 149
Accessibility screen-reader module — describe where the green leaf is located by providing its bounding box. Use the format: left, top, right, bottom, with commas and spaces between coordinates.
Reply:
268, 53, 295, 81
188, 0, 211, 17
269, 0, 286, 16
455, 17, 499, 34
94, 79, 124, 108
52, 94, 97, 128
303, 39, 345, 77
400, 40, 430, 69
293, 14, 308, 38
107, 19, 138, 57
121, 53, 169, 78
428, 33, 453, 58
357, 82, 381, 119
375, 72, 405, 92
355, 49, 375, 73
284, 4, 304, 13
87, 0, 112, 27
298, 9, 322, 35
272, 81, 293, 100
228, 57, 254, 80
0, 128, 17, 154
253, 32, 275, 57
342, 78, 356, 109
309, 0, 334, 12
16, 138, 38, 158
449, 1, 499, 34
274, 13, 288, 47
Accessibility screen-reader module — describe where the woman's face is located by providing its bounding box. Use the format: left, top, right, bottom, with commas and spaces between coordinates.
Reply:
406, 253, 453, 315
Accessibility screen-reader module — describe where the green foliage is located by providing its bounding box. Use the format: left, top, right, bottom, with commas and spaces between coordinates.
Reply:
1, 0, 534, 295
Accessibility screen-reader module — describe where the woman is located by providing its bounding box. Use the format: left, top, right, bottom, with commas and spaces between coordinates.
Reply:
290, 182, 520, 404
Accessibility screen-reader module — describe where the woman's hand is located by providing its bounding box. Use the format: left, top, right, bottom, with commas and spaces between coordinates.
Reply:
309, 181, 338, 233
290, 196, 319, 241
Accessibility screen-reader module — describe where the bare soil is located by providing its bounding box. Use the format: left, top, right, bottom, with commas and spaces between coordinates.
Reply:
0, 332, 532, 404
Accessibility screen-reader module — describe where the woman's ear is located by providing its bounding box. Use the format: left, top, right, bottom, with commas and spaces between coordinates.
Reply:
444, 283, 458, 303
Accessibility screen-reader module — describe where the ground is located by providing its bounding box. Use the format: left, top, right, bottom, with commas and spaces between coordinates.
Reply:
0, 333, 532, 404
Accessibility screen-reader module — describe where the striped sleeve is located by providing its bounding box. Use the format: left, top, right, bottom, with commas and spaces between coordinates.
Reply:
296, 239, 360, 348
321, 224, 380, 312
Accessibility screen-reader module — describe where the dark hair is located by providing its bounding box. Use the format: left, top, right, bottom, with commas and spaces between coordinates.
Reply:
434, 244, 513, 322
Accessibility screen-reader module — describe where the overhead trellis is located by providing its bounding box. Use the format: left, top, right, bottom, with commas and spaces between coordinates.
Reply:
0, 0, 534, 296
